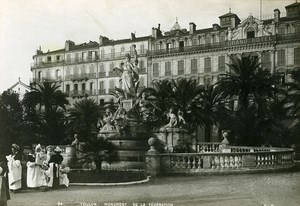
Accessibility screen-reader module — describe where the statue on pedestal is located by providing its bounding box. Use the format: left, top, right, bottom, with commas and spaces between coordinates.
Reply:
113, 49, 139, 99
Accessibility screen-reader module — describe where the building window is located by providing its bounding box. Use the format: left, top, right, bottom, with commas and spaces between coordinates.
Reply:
191, 59, 198, 74
247, 27, 255, 39
75, 53, 79, 61
66, 84, 70, 93
218, 56, 225, 72
178, 60, 184, 75
55, 69, 59, 78
101, 49, 105, 59
82, 83, 86, 92
278, 26, 285, 35
204, 57, 211, 73
111, 48, 115, 58
89, 64, 95, 75
262, 52, 271, 70
153, 63, 159, 77
90, 82, 94, 91
38, 71, 42, 81
74, 84, 78, 93
47, 56, 51, 62
219, 34, 225, 42
277, 50, 286, 66
99, 81, 104, 94
140, 45, 145, 54
205, 36, 211, 44
109, 63, 114, 76
99, 64, 105, 77
66, 54, 71, 63
56, 55, 60, 61
139, 60, 145, 73
295, 24, 300, 33
192, 38, 198, 46
121, 46, 125, 53
165, 62, 171, 76
81, 65, 86, 76
295, 48, 300, 65
109, 79, 115, 92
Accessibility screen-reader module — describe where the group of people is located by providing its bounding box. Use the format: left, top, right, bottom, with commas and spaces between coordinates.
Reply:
0, 143, 70, 205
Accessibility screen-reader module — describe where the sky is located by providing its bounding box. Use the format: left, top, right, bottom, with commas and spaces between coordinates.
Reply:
0, 0, 296, 93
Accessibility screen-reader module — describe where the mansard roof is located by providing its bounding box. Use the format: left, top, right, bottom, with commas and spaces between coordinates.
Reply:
100, 36, 150, 46
285, 2, 300, 8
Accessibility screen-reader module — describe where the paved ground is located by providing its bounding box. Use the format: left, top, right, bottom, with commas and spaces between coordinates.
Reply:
8, 169, 300, 206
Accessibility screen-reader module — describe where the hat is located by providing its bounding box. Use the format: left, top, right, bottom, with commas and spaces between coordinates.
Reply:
54, 146, 62, 153
35, 144, 42, 152
12, 143, 20, 151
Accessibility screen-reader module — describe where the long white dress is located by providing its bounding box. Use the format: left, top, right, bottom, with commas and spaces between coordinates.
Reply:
26, 162, 44, 188
6, 155, 22, 190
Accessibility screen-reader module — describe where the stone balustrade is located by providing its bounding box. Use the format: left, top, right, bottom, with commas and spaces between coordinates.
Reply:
146, 146, 295, 175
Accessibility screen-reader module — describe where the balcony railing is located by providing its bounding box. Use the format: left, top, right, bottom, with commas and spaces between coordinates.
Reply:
98, 72, 106, 78
64, 56, 99, 65
31, 56, 99, 68
99, 49, 148, 60
30, 77, 62, 84
31, 60, 65, 68
151, 36, 277, 56
277, 32, 300, 42
65, 73, 96, 81
98, 89, 106, 95
67, 90, 97, 97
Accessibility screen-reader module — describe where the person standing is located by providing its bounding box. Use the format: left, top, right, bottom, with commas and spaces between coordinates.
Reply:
0, 156, 10, 206
26, 144, 45, 189
6, 144, 22, 193
46, 146, 63, 189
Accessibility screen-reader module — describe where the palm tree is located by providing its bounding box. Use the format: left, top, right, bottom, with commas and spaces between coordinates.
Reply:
192, 85, 231, 142
80, 135, 118, 172
216, 56, 280, 145
140, 78, 203, 130
68, 98, 102, 142
22, 81, 69, 144
216, 55, 277, 110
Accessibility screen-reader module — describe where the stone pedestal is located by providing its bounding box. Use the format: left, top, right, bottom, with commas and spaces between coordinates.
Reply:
155, 128, 190, 153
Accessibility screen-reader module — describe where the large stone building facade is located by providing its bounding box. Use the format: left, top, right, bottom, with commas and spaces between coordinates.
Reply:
31, 2, 300, 106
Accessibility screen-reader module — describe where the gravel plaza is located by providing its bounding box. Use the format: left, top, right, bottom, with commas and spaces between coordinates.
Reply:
8, 164, 300, 206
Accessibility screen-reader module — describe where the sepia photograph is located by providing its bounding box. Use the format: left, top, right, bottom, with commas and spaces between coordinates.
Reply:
0, 0, 300, 205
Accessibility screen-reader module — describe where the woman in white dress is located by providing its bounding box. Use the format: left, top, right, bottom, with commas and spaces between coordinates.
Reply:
26, 144, 46, 189
6, 144, 22, 192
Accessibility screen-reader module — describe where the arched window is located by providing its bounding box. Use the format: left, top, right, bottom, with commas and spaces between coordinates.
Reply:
246, 27, 255, 39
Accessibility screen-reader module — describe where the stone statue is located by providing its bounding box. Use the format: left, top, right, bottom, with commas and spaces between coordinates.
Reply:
221, 131, 229, 145
99, 108, 116, 132
177, 109, 186, 128
113, 52, 139, 99
162, 107, 178, 130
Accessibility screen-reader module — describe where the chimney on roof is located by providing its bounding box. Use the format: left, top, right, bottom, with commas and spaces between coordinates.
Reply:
36, 46, 43, 55
152, 24, 162, 38
213, 23, 220, 30
99, 35, 109, 45
65, 40, 75, 51
131, 32, 136, 40
274, 9, 281, 23
189, 22, 196, 34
